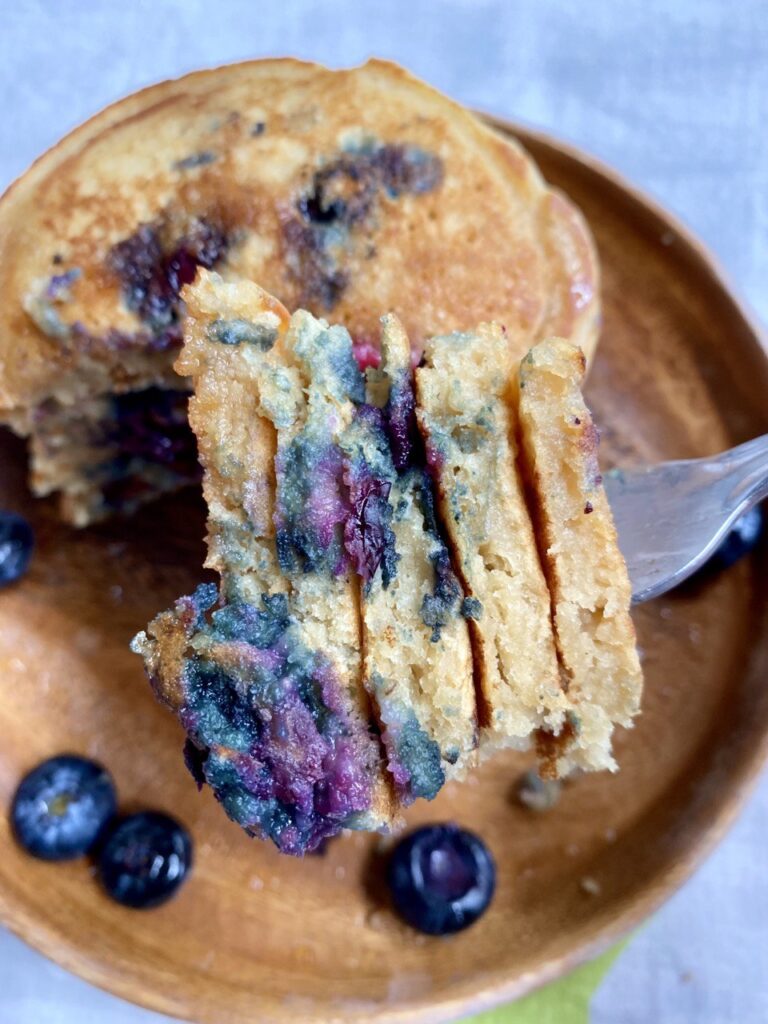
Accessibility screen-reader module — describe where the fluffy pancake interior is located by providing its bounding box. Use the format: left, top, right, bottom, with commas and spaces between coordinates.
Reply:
132, 271, 394, 854
415, 326, 570, 758
346, 315, 476, 804
515, 337, 643, 774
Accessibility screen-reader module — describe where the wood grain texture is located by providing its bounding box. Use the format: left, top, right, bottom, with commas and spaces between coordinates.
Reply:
0, 121, 766, 1024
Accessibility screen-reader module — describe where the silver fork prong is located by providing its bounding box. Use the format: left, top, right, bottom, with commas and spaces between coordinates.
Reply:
604, 434, 768, 603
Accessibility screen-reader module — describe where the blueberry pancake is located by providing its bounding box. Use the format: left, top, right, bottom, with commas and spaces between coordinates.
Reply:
415, 326, 571, 759
133, 275, 639, 845
132, 272, 395, 854
342, 315, 476, 804
135, 270, 479, 826
262, 305, 476, 803
23, 382, 195, 524
515, 338, 643, 773
0, 58, 599, 523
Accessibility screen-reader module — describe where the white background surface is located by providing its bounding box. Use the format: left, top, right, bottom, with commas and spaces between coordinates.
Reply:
1, 2, 768, 1021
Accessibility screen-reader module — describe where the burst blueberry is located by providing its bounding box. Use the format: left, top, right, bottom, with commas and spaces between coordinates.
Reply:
283, 140, 443, 310
108, 217, 228, 334
0, 511, 33, 587
387, 824, 496, 935
98, 811, 192, 909
11, 755, 117, 860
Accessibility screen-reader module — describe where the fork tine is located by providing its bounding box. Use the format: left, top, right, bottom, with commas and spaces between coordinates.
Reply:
605, 435, 768, 603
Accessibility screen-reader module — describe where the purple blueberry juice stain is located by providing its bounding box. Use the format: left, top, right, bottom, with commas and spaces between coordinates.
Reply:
340, 404, 399, 588
45, 267, 81, 300
173, 151, 218, 171
274, 323, 368, 576
343, 453, 397, 587
385, 368, 417, 473
375, 695, 445, 804
98, 387, 200, 514
107, 216, 229, 339
158, 586, 378, 855
345, 370, 461, 638
275, 438, 350, 576
351, 337, 381, 372
282, 140, 443, 310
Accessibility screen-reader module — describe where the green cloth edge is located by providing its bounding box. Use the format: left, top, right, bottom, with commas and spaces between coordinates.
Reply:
466, 942, 627, 1024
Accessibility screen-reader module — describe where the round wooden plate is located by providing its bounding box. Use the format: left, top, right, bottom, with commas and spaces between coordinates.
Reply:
0, 118, 767, 1024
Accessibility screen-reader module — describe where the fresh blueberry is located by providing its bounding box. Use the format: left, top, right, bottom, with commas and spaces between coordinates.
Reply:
98, 811, 192, 909
708, 505, 763, 571
11, 755, 117, 861
0, 512, 33, 587
387, 824, 495, 935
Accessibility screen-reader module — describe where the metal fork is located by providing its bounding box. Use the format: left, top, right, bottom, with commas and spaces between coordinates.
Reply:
604, 434, 768, 603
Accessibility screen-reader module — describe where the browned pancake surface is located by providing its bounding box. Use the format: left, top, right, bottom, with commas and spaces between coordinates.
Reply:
0, 58, 598, 414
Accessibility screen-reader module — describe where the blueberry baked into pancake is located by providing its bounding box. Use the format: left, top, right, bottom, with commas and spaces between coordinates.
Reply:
133, 271, 479, 851
341, 314, 476, 804
132, 273, 396, 854
247, 293, 477, 804
0, 58, 598, 524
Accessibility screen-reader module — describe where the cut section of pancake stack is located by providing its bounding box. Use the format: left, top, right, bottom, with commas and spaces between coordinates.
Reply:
133, 270, 642, 855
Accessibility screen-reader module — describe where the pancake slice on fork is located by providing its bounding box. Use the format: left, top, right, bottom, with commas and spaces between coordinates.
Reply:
344, 315, 477, 804
415, 326, 571, 766
515, 337, 643, 773
132, 271, 394, 855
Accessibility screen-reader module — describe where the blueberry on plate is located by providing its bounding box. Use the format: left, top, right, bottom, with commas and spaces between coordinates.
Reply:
11, 755, 117, 861
708, 505, 763, 571
98, 811, 192, 909
0, 511, 33, 588
387, 824, 495, 935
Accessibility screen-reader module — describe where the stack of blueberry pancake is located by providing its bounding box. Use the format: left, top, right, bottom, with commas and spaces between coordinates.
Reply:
0, 59, 641, 855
